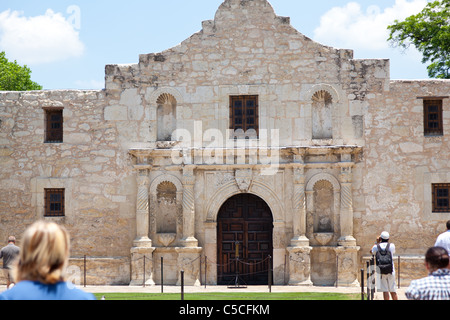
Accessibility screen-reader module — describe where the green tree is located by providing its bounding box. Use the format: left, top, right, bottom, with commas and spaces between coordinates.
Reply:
387, 0, 450, 79
0, 51, 43, 91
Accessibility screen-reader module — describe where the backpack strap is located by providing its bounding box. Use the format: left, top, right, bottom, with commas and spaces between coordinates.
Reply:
377, 243, 390, 254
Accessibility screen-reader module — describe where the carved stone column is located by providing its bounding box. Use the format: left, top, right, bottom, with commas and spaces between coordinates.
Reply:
131, 151, 153, 248
338, 164, 356, 246
290, 164, 309, 247
287, 153, 312, 286
181, 165, 198, 247
129, 150, 155, 286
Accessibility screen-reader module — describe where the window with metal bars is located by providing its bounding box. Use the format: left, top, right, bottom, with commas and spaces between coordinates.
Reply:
45, 109, 63, 143
44, 189, 65, 217
229, 95, 258, 139
424, 100, 443, 136
432, 184, 450, 213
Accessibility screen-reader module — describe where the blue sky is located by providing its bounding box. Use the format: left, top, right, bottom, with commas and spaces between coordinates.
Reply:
0, 0, 431, 90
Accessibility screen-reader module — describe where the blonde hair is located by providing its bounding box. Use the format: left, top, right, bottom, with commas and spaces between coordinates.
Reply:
14, 221, 70, 284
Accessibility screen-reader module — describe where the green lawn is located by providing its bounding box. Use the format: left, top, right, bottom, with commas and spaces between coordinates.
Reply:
93, 292, 361, 300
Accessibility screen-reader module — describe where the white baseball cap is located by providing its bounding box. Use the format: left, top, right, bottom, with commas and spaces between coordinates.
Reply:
380, 231, 390, 240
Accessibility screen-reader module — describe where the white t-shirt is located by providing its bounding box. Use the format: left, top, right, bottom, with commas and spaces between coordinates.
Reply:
434, 230, 450, 254
371, 242, 396, 273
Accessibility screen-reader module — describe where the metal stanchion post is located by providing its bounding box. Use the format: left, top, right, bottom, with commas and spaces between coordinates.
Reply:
335, 255, 339, 288
366, 261, 370, 300
161, 256, 164, 293
360, 268, 364, 300
143, 256, 146, 288
181, 270, 184, 301
268, 255, 272, 293
83, 255, 86, 288
204, 256, 207, 289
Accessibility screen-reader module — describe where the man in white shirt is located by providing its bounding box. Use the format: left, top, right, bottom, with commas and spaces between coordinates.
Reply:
435, 221, 450, 254
371, 231, 398, 300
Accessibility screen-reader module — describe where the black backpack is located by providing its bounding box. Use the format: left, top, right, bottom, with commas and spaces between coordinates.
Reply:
375, 243, 393, 274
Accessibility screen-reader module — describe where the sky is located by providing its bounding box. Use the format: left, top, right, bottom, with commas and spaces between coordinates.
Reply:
0, 0, 432, 90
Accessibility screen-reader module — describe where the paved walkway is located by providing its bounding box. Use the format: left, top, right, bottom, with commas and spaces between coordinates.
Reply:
0, 284, 408, 300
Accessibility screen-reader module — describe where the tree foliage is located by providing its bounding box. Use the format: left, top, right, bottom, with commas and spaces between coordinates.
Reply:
388, 0, 450, 79
0, 51, 43, 91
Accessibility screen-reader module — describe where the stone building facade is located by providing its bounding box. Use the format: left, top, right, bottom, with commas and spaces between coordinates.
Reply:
1, 0, 449, 286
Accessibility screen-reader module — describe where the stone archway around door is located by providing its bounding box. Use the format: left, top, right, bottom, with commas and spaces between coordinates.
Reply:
216, 193, 273, 285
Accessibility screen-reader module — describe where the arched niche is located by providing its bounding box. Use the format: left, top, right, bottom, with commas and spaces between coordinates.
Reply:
156, 93, 177, 141
305, 173, 341, 243
312, 90, 333, 139
149, 174, 183, 246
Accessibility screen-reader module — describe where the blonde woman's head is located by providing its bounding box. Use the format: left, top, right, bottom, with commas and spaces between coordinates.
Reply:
14, 221, 70, 284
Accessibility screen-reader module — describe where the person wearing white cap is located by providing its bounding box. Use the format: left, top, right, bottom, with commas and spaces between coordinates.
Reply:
371, 231, 398, 300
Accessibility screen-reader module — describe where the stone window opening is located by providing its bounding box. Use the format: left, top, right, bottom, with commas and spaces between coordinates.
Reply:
312, 90, 333, 140
229, 95, 259, 139
156, 93, 177, 142
432, 183, 450, 213
44, 108, 63, 143
423, 99, 443, 136
44, 188, 65, 217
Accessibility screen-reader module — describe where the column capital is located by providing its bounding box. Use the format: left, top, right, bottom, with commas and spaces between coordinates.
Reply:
182, 165, 196, 185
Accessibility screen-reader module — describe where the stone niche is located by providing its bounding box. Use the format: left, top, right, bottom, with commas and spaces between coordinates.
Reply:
156, 93, 177, 142
307, 174, 340, 247
150, 174, 183, 247
312, 90, 333, 140
306, 172, 340, 286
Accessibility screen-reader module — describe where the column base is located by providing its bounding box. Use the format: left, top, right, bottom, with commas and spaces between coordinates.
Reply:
287, 246, 312, 286
133, 236, 153, 248
290, 235, 310, 247
176, 247, 203, 286
181, 236, 199, 248
130, 246, 155, 286
334, 245, 361, 287
338, 236, 357, 247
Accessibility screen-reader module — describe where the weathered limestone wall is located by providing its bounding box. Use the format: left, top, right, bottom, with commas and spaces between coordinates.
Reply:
358, 80, 450, 257
0, 90, 136, 284
104, 0, 389, 150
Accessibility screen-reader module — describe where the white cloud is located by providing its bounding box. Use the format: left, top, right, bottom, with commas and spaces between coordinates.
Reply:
313, 0, 428, 51
0, 9, 85, 65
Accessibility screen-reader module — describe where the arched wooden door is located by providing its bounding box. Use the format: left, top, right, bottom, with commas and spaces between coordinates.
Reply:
217, 193, 273, 285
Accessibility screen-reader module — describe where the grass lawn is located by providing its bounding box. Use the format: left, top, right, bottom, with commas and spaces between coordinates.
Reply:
93, 292, 361, 300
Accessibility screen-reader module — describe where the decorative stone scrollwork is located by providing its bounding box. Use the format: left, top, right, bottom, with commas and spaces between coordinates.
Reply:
235, 168, 253, 192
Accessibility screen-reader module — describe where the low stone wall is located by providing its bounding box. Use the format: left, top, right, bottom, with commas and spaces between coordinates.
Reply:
0, 256, 131, 286
362, 255, 428, 287
68, 256, 130, 286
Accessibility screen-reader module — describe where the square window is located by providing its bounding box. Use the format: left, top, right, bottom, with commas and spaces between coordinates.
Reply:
432, 184, 450, 213
44, 189, 65, 217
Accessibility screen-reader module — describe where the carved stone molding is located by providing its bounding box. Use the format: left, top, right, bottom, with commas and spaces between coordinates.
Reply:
235, 168, 253, 192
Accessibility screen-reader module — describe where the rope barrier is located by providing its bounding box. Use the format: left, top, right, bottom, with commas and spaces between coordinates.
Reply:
77, 253, 404, 294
